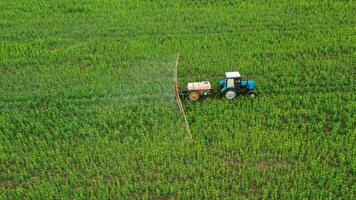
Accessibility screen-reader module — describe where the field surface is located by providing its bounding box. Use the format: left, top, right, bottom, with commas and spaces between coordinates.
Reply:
1, 0, 355, 199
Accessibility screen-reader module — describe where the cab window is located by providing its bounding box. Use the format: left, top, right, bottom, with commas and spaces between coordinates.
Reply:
234, 79, 240, 86
227, 79, 234, 87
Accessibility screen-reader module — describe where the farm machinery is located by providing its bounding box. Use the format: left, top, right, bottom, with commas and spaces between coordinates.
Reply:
180, 71, 257, 101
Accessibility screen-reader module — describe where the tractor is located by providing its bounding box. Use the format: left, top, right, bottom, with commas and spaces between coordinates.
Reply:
181, 71, 257, 101
219, 71, 256, 100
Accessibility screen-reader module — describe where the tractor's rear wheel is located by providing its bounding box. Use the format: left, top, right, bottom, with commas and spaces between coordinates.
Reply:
225, 90, 236, 100
188, 91, 200, 101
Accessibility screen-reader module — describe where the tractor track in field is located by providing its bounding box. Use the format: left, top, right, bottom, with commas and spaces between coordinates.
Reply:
0, 86, 354, 112
0, 83, 354, 105
3, 22, 352, 42
0, 95, 178, 111
259, 84, 355, 96
106, 23, 354, 40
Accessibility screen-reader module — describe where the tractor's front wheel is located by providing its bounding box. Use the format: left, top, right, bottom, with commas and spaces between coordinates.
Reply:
188, 91, 200, 101
247, 92, 257, 98
225, 90, 236, 100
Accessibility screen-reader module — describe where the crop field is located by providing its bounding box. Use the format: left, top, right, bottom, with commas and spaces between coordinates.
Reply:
0, 0, 355, 199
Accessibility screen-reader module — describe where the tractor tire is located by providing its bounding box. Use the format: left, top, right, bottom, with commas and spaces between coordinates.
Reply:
247, 92, 257, 98
188, 91, 200, 101
225, 90, 236, 100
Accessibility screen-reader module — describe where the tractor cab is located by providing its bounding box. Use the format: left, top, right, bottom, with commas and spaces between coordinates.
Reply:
219, 71, 241, 89
225, 71, 241, 87
219, 71, 256, 99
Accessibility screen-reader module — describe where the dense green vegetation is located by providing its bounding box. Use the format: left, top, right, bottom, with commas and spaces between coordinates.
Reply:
1, 0, 355, 199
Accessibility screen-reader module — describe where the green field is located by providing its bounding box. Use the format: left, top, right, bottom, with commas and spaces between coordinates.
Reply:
1, 0, 355, 199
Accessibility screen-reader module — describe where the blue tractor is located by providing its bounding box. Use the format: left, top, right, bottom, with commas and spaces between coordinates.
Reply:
181, 71, 257, 101
219, 71, 257, 99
